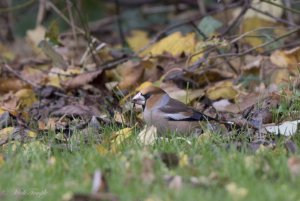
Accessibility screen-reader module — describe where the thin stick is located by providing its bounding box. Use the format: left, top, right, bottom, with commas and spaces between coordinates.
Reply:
2, 63, 39, 88
261, 0, 300, 14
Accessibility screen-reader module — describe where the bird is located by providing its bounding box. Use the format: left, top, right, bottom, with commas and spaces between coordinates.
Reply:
132, 86, 220, 134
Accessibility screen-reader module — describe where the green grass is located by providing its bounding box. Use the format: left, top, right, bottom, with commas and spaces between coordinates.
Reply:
0, 127, 300, 201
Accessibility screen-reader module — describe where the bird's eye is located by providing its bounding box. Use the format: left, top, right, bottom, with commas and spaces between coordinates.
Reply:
142, 93, 151, 100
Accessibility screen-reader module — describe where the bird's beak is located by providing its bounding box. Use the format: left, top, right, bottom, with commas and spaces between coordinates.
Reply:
132, 92, 145, 105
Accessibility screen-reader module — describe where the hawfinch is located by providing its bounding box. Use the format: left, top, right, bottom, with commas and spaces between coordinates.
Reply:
132, 86, 218, 134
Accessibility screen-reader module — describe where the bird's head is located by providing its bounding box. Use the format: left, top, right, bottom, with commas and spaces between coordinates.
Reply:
132, 86, 166, 107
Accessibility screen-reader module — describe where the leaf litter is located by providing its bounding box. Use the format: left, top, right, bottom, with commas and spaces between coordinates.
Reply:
1, 0, 300, 200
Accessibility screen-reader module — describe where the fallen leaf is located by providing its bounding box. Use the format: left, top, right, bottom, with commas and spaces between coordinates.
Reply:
138, 125, 157, 145
225, 182, 248, 200
264, 120, 300, 136
63, 69, 103, 90
206, 81, 238, 100
110, 127, 133, 152
143, 32, 196, 56
118, 60, 145, 90
27, 25, 46, 46
127, 30, 150, 52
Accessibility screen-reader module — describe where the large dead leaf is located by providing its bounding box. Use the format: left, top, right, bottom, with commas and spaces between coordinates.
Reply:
117, 60, 145, 90
206, 81, 238, 100
62, 69, 103, 90
270, 47, 300, 75
126, 30, 150, 52
142, 32, 196, 56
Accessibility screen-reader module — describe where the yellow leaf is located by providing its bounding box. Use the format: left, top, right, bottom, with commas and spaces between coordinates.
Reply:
26, 130, 37, 138
0, 43, 15, 61
270, 47, 300, 69
142, 32, 196, 56
127, 30, 150, 52
96, 145, 109, 155
0, 127, 14, 141
179, 152, 189, 167
0, 108, 5, 115
111, 127, 134, 152
198, 132, 212, 144
240, 17, 286, 51
15, 88, 37, 110
206, 81, 238, 100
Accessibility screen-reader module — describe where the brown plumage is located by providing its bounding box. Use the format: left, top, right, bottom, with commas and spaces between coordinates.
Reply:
132, 86, 217, 134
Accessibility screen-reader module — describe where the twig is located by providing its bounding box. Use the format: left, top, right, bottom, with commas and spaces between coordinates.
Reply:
115, 0, 127, 47
283, 0, 296, 26
197, 0, 207, 15
0, 0, 36, 12
136, 1, 243, 55
250, 6, 296, 26
208, 27, 300, 59
261, 0, 300, 14
66, 0, 78, 56
190, 22, 238, 74
221, 0, 250, 36
46, 1, 84, 34
36, 0, 46, 26
2, 63, 39, 88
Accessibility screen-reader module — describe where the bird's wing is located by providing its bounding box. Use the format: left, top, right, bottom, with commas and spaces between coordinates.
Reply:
159, 98, 215, 121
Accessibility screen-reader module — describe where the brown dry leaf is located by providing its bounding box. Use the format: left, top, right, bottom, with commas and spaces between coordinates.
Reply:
0, 78, 26, 93
21, 66, 48, 86
52, 105, 101, 117
288, 156, 300, 178
218, 93, 259, 113
1, 89, 37, 113
142, 32, 196, 56
206, 81, 238, 101
118, 60, 145, 90
270, 47, 300, 74
62, 69, 103, 90
126, 30, 150, 52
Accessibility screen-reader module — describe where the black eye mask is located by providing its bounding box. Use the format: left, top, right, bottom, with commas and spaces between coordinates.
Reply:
141, 93, 151, 110
142, 93, 151, 100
